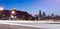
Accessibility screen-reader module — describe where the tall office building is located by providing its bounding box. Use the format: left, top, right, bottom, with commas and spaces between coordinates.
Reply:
39, 10, 42, 17
38, 10, 42, 20
39, 10, 41, 16
42, 12, 46, 19
51, 13, 54, 17
43, 12, 46, 16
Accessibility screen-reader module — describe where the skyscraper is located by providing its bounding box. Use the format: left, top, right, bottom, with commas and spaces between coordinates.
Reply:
42, 12, 46, 19
51, 13, 54, 16
39, 10, 41, 16
38, 10, 42, 20
43, 12, 46, 16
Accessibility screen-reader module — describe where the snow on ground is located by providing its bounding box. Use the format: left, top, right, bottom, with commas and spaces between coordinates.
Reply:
0, 20, 60, 29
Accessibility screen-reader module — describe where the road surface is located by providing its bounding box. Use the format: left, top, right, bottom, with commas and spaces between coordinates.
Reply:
0, 20, 60, 29
0, 24, 45, 29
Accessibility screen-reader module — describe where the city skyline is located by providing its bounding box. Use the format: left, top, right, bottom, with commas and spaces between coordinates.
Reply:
0, 0, 60, 16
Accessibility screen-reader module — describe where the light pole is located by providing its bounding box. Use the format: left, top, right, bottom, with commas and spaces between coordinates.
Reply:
0, 7, 4, 20
11, 11, 15, 20
11, 8, 17, 20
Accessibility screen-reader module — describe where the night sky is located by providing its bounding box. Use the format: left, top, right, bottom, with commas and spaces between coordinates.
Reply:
0, 0, 60, 16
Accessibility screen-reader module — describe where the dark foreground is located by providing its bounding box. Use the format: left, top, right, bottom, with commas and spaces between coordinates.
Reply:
0, 24, 45, 29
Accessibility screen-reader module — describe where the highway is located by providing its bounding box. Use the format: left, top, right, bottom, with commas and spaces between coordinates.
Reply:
0, 24, 45, 29
0, 20, 60, 29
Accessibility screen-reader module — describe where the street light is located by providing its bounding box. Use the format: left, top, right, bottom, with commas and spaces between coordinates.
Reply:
0, 7, 4, 20
11, 8, 16, 15
12, 11, 15, 14
11, 9, 16, 20
0, 7, 4, 11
